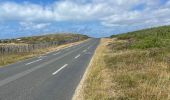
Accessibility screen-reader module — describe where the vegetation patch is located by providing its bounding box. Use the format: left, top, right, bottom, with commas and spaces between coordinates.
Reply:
80, 25, 170, 100
112, 26, 170, 49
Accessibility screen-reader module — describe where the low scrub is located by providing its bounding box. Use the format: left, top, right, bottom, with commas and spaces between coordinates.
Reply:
0, 33, 88, 44
81, 26, 170, 100
104, 38, 170, 100
111, 25, 170, 49
81, 38, 170, 100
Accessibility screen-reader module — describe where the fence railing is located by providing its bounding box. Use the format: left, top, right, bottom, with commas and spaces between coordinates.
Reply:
0, 37, 82, 55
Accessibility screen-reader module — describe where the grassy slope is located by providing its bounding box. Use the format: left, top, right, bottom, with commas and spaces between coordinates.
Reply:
111, 25, 170, 49
0, 33, 88, 44
81, 26, 170, 100
0, 34, 88, 67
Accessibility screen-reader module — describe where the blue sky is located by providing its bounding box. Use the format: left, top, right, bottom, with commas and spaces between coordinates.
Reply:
0, 0, 170, 39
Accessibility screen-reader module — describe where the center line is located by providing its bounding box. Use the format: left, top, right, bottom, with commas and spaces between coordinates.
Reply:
52, 64, 68, 75
25, 59, 42, 65
74, 54, 81, 59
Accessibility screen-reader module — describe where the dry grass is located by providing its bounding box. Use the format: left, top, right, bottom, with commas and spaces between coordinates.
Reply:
105, 39, 170, 100
75, 38, 115, 100
78, 38, 170, 100
0, 39, 88, 67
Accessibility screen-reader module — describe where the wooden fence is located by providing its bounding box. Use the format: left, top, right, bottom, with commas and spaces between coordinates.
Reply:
0, 38, 81, 55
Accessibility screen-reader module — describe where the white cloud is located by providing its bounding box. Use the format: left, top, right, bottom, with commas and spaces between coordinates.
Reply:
0, 0, 147, 22
19, 22, 51, 30
0, 2, 54, 21
0, 0, 170, 35
0, 1, 114, 22
101, 0, 170, 27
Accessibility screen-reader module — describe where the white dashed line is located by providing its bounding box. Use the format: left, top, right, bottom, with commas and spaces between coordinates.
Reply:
38, 56, 47, 58
74, 54, 81, 59
83, 50, 87, 52
52, 64, 68, 75
53, 52, 60, 55
25, 59, 42, 65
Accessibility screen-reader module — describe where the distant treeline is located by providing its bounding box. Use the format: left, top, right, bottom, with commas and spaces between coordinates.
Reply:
0, 34, 88, 54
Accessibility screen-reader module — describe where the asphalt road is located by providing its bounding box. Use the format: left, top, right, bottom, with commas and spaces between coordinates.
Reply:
0, 38, 100, 100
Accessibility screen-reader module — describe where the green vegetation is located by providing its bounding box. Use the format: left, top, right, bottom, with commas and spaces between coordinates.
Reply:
108, 26, 170, 100
111, 25, 170, 49
0, 33, 88, 44
79, 25, 170, 100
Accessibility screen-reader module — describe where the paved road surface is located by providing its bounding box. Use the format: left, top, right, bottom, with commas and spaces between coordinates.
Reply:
0, 38, 100, 100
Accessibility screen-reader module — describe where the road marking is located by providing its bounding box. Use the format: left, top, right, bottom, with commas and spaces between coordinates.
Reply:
87, 44, 94, 49
52, 64, 68, 75
53, 52, 60, 55
83, 50, 87, 52
0, 40, 92, 87
38, 56, 47, 58
25, 59, 42, 65
74, 54, 81, 59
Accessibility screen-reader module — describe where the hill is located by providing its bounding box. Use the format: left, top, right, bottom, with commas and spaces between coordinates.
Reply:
0, 33, 88, 44
78, 26, 170, 100
111, 25, 170, 49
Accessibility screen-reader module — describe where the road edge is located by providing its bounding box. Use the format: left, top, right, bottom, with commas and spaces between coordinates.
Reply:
72, 39, 100, 100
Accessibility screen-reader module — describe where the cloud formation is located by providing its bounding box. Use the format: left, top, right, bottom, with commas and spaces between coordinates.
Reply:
102, 0, 170, 27
0, 1, 116, 22
0, 0, 170, 38
19, 22, 51, 30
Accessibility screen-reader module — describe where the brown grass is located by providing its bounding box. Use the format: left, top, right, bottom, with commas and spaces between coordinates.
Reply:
76, 38, 170, 100
73, 38, 115, 100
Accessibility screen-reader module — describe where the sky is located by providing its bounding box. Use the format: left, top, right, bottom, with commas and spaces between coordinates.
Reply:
0, 0, 170, 39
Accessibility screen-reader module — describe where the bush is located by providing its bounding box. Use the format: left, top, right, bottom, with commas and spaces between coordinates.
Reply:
111, 25, 170, 49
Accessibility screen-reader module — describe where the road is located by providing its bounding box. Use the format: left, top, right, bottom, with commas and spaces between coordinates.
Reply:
0, 38, 100, 100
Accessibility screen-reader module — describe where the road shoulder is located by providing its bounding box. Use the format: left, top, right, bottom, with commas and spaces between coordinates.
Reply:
72, 39, 101, 100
